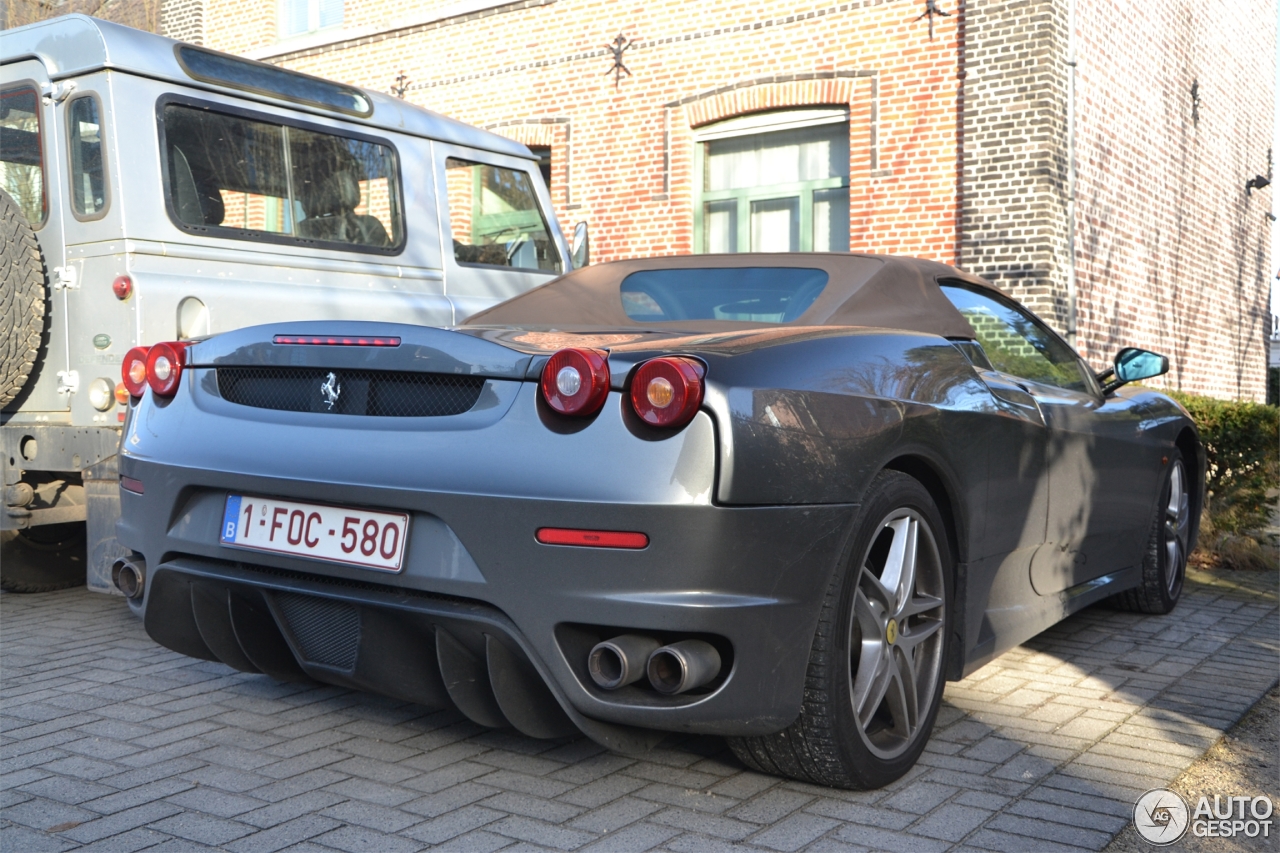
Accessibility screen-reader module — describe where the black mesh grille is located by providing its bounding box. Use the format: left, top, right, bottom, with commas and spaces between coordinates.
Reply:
274, 592, 360, 670
217, 367, 485, 417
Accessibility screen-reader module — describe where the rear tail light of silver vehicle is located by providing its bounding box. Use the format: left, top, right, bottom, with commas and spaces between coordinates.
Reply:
145, 341, 189, 397
629, 357, 705, 429
541, 348, 609, 416
121, 346, 150, 398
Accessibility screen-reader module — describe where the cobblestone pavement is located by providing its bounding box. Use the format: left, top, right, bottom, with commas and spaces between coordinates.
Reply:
2, 569, 1276, 853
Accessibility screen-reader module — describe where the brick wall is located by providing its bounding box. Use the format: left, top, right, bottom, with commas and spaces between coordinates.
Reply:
201, 0, 963, 268
160, 0, 204, 44
1070, 0, 1273, 400
186, 0, 1272, 400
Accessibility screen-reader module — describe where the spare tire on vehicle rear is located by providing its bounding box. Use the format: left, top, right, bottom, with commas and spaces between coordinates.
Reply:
0, 187, 48, 409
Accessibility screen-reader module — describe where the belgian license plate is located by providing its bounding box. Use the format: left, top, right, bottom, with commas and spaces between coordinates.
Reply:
220, 494, 409, 572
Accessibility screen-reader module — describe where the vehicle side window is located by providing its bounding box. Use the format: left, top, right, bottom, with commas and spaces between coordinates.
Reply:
0, 85, 46, 227
68, 95, 109, 219
445, 158, 561, 273
161, 102, 402, 251
940, 284, 1088, 392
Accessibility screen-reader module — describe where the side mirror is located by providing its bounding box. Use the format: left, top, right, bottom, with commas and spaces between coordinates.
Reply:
570, 221, 589, 268
1100, 347, 1169, 394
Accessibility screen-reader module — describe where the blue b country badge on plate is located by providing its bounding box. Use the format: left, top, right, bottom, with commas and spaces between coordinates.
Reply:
221, 494, 242, 543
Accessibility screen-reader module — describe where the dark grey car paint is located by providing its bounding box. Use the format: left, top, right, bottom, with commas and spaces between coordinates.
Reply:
117, 292, 1203, 747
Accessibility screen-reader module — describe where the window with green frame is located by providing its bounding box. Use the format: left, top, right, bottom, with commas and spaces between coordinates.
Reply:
694, 109, 850, 254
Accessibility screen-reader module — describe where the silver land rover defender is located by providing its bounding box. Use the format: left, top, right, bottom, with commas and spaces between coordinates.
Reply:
1, 15, 585, 593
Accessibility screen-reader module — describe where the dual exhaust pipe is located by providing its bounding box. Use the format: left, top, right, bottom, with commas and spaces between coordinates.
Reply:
588, 634, 722, 695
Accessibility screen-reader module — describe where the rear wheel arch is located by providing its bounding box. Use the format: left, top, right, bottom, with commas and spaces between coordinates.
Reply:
882, 455, 965, 566
881, 454, 967, 681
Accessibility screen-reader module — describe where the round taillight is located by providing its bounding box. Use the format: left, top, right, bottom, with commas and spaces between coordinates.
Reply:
630, 357, 705, 429
145, 341, 188, 397
114, 382, 130, 406
541, 348, 609, 416
112, 275, 133, 300
121, 346, 150, 397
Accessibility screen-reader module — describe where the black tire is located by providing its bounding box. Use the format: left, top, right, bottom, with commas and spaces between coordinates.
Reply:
1110, 449, 1190, 614
0, 524, 87, 593
0, 188, 48, 409
729, 470, 952, 789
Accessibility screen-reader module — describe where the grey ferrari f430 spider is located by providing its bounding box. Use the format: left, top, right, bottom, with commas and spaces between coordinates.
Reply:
114, 253, 1200, 789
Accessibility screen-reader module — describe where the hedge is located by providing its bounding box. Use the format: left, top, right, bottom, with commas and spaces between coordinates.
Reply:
1168, 392, 1279, 536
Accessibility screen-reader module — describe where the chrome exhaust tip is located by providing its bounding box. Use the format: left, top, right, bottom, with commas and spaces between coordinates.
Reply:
111, 556, 146, 600
647, 639, 722, 695
588, 634, 661, 690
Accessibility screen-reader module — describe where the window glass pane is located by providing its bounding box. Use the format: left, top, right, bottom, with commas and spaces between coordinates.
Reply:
813, 187, 849, 252
291, 128, 398, 247
706, 123, 848, 191
69, 97, 107, 217
178, 46, 369, 116
163, 104, 401, 249
165, 105, 289, 232
940, 285, 1087, 391
445, 158, 561, 272
317, 0, 343, 29
0, 87, 44, 226
750, 197, 798, 252
620, 267, 828, 323
281, 0, 308, 36
703, 200, 736, 253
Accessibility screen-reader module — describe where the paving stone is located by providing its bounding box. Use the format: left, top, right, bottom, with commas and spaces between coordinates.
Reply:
633, 782, 740, 815
881, 781, 957, 815
239, 790, 349, 829
0, 820, 78, 852
149, 810, 256, 845
832, 823, 951, 852
489, 814, 596, 849
648, 806, 757, 841
568, 796, 664, 833
163, 787, 268, 818
805, 799, 915, 830
17, 774, 116, 805
910, 803, 992, 841
60, 801, 184, 843
402, 805, 507, 844
578, 820, 679, 851
319, 799, 422, 832
749, 811, 841, 851
482, 790, 584, 823
312, 822, 425, 853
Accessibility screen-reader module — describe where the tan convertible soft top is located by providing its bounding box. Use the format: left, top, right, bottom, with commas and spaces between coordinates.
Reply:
467, 253, 993, 339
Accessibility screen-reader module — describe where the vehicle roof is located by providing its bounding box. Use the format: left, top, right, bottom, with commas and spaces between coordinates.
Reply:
466, 253, 996, 339
1, 14, 532, 159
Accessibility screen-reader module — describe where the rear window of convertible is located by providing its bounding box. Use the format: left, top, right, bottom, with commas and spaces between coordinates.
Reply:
620, 267, 828, 323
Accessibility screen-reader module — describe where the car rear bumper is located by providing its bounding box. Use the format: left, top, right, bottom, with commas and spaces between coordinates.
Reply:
117, 454, 855, 743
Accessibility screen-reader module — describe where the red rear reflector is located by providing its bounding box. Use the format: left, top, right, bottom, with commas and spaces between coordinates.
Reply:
536, 528, 649, 549
120, 477, 144, 494
273, 335, 401, 347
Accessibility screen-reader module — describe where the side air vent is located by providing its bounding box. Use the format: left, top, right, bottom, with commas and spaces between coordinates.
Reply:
217, 368, 484, 417
274, 593, 360, 670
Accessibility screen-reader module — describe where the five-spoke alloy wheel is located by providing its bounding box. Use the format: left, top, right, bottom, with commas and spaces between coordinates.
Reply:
1114, 448, 1191, 614
730, 470, 952, 789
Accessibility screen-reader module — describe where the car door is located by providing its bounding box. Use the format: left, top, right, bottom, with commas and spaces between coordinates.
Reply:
939, 283, 1151, 595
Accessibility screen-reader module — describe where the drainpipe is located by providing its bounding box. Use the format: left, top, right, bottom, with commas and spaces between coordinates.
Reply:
1066, 0, 1078, 349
